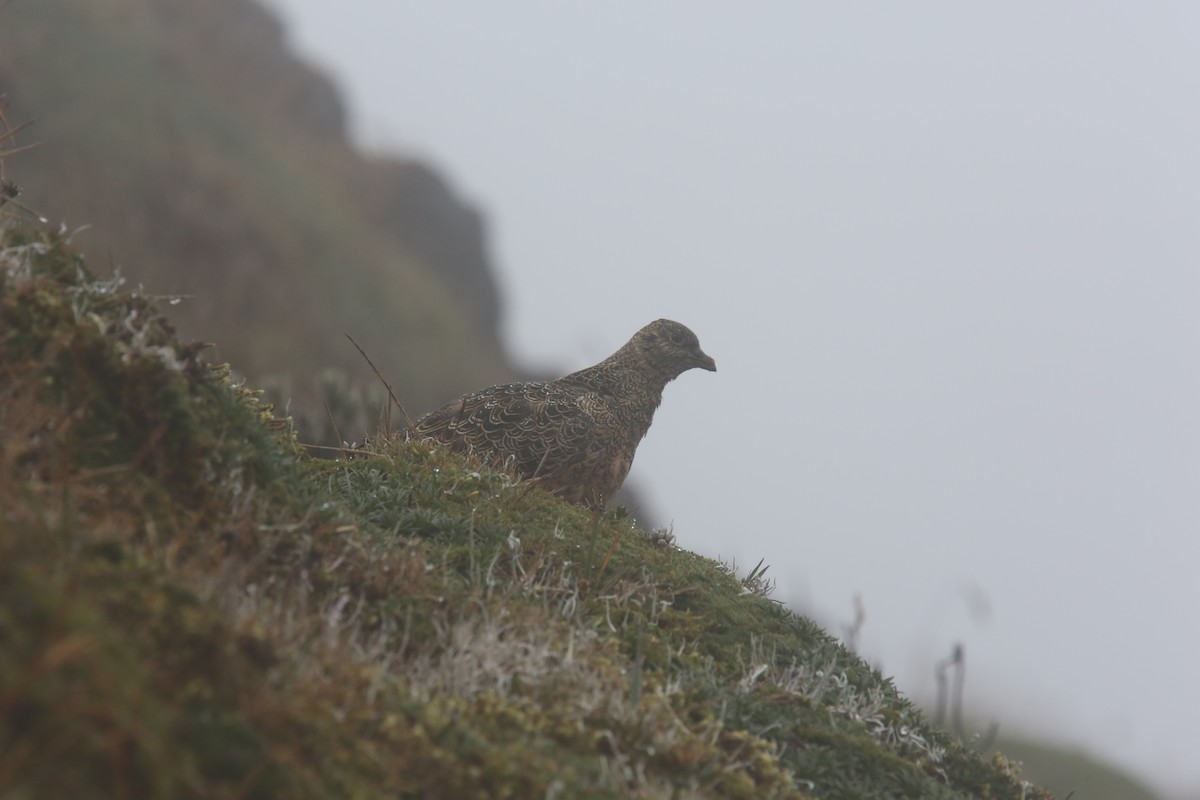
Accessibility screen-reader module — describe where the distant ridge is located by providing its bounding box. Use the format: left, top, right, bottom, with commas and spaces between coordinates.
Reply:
0, 0, 509, 418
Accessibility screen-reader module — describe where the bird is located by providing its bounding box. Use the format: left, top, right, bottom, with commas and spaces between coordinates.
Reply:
407, 319, 716, 509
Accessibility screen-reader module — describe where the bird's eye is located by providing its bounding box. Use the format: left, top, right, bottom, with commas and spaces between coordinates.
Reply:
668, 332, 686, 346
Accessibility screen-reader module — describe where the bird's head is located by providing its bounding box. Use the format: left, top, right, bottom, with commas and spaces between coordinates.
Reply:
633, 319, 717, 379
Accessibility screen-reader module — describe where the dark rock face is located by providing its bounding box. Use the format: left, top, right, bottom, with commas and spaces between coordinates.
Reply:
354, 158, 503, 340
0, 0, 509, 387
149, 0, 351, 141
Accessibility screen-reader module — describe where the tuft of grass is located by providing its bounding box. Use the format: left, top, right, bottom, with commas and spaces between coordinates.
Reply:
0, 224, 1052, 798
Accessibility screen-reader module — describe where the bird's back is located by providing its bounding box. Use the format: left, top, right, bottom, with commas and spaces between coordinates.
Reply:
409, 378, 631, 506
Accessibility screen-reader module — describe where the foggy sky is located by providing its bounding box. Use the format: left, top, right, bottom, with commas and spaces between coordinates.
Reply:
262, 2, 1200, 794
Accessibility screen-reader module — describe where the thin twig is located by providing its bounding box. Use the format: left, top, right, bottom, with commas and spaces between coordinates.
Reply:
529, 445, 553, 480
841, 593, 866, 653
0, 141, 40, 158
344, 333, 414, 433
299, 442, 387, 458
0, 120, 35, 144
323, 401, 344, 448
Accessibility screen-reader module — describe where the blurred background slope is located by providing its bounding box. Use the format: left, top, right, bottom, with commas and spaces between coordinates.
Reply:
0, 0, 512, 432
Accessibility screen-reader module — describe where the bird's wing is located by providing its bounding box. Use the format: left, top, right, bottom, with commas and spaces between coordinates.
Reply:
410, 381, 605, 480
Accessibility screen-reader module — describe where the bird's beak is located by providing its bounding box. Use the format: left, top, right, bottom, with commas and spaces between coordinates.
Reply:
695, 350, 717, 372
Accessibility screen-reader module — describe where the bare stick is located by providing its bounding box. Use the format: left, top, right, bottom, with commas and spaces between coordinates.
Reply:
0, 119, 36, 142
934, 643, 965, 731
0, 141, 41, 158
344, 333, 415, 433
323, 400, 344, 448
299, 442, 387, 458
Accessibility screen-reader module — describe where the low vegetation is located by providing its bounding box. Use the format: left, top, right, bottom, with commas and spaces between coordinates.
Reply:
0, 224, 1051, 798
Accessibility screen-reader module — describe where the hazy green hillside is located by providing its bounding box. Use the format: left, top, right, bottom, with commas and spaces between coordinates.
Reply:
989, 738, 1162, 800
0, 0, 510, 430
0, 223, 1053, 798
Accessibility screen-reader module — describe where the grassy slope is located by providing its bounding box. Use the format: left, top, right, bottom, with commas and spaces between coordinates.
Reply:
0, 225, 1052, 798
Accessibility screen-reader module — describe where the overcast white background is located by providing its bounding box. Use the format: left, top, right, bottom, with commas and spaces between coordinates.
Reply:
262, 3, 1200, 795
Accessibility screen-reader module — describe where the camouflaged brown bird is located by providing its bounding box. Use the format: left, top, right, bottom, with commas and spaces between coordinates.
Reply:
408, 319, 716, 509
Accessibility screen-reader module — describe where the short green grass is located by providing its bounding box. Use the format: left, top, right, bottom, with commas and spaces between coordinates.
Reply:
0, 224, 1052, 798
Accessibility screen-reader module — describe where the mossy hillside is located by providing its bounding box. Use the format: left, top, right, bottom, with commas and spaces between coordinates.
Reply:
0, 225, 1052, 798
